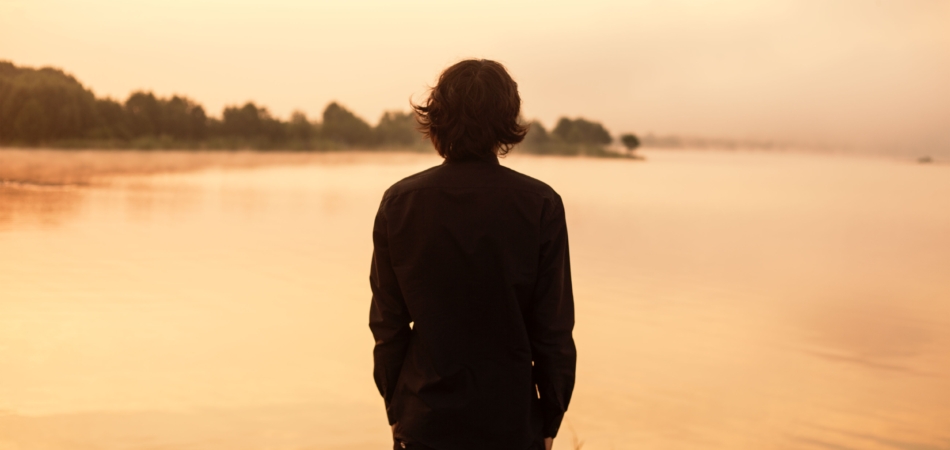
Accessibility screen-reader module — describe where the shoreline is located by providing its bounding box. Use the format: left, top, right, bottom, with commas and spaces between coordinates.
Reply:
0, 148, 646, 186
0, 148, 441, 186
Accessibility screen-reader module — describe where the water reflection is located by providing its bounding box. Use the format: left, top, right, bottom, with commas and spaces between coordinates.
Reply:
0, 150, 948, 450
0, 184, 84, 228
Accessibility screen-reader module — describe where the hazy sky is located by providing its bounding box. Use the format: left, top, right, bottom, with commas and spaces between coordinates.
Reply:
1, 0, 948, 152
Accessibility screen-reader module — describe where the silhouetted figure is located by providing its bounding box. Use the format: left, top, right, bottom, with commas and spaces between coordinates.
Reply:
369, 59, 576, 450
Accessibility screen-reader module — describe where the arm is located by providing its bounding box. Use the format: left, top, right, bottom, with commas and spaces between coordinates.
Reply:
528, 195, 577, 439
368, 202, 412, 425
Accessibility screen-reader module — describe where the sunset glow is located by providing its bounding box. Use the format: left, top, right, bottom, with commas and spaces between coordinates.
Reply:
2, 0, 948, 153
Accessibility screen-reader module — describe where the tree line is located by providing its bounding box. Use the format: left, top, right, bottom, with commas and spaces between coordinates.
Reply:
0, 61, 638, 156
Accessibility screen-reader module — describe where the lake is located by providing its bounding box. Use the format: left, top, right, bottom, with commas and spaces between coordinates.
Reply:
1, 150, 948, 450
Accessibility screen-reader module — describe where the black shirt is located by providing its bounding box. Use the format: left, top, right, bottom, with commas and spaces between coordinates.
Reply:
369, 155, 576, 450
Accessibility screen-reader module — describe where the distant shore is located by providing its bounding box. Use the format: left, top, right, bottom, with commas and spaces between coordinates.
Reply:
1, 60, 632, 158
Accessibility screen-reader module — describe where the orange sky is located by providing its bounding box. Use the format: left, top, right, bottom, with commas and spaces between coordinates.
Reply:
1, 0, 948, 153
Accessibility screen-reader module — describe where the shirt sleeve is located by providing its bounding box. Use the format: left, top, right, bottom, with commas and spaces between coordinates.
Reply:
368, 200, 412, 425
528, 194, 577, 438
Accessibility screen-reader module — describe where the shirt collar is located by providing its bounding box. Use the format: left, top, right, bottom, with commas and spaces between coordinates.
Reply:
442, 153, 500, 165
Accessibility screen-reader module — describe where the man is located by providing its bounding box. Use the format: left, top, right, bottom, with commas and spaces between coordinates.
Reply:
369, 59, 576, 450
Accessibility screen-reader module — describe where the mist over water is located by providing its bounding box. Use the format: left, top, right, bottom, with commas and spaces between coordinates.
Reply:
1, 150, 949, 449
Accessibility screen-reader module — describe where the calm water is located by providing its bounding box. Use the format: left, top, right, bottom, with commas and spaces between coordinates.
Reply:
1, 151, 949, 450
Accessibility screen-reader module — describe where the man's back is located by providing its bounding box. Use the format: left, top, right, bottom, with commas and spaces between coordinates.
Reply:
369, 156, 576, 450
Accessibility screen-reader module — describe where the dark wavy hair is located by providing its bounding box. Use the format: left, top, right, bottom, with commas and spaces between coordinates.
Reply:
413, 59, 527, 160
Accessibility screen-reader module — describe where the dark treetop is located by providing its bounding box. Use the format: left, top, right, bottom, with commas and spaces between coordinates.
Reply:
369, 155, 577, 450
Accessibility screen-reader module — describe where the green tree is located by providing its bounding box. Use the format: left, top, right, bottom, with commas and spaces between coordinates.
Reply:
620, 133, 640, 155
125, 92, 161, 136
522, 120, 550, 147
92, 98, 131, 139
0, 62, 99, 143
552, 117, 612, 145
162, 95, 207, 139
221, 102, 264, 138
321, 102, 373, 146
124, 92, 207, 140
219, 102, 285, 145
288, 111, 314, 141
374, 111, 419, 147
12, 99, 49, 143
